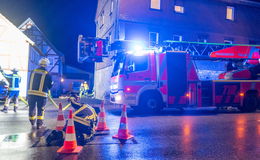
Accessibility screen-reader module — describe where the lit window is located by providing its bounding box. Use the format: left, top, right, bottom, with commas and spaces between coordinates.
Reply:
150, 0, 161, 10
226, 6, 234, 21
174, 5, 184, 13
224, 39, 233, 44
173, 35, 182, 41
149, 32, 159, 47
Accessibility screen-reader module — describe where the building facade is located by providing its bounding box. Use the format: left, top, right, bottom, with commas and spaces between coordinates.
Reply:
0, 14, 64, 97
94, 0, 260, 99
19, 18, 64, 97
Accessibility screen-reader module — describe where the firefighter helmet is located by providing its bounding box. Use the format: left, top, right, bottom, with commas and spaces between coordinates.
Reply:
39, 58, 50, 67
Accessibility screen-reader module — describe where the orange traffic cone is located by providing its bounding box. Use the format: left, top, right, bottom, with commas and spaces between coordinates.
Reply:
112, 104, 134, 140
57, 109, 83, 154
56, 103, 65, 131
95, 100, 110, 131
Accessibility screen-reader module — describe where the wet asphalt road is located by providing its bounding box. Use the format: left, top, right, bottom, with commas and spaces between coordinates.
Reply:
1, 99, 260, 160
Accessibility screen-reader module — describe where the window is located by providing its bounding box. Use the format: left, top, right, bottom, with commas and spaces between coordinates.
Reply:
149, 32, 159, 47
226, 6, 234, 21
174, 5, 184, 13
127, 55, 148, 72
150, 0, 161, 10
173, 35, 183, 41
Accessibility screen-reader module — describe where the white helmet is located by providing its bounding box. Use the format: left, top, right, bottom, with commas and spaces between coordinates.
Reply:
39, 58, 50, 67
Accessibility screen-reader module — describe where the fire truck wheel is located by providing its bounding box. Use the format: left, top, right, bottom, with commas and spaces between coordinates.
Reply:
240, 94, 258, 112
139, 92, 163, 113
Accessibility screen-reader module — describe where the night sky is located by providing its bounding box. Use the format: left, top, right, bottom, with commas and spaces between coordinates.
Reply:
0, 0, 98, 71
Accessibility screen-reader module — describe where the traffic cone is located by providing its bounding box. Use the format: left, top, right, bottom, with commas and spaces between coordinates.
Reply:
95, 100, 110, 131
112, 105, 134, 140
57, 109, 83, 154
56, 103, 65, 131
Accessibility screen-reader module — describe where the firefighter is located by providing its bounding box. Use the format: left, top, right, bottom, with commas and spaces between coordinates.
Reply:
68, 93, 97, 144
28, 58, 53, 129
46, 94, 97, 146
0, 68, 21, 113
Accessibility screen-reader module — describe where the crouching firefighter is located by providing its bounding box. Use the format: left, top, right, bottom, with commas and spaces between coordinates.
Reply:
46, 94, 97, 146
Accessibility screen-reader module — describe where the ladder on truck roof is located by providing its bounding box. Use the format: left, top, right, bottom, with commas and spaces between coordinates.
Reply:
163, 40, 260, 56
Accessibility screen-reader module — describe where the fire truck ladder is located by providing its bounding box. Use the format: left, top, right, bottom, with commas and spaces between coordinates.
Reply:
163, 40, 258, 56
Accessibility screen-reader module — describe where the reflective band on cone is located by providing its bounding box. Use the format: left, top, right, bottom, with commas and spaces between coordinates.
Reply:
113, 105, 134, 140
56, 103, 65, 131
95, 100, 110, 131
57, 109, 83, 154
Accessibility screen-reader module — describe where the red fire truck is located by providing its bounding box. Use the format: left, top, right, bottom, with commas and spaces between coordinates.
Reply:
109, 41, 260, 113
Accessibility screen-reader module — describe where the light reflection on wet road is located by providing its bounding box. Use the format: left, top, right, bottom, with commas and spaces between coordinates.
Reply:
1, 101, 260, 159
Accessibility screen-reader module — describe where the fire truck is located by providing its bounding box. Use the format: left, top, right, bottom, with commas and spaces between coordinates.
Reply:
109, 41, 260, 113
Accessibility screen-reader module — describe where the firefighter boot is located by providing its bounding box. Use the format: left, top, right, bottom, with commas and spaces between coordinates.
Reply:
1, 106, 8, 113
30, 120, 36, 129
14, 107, 18, 112
37, 121, 46, 130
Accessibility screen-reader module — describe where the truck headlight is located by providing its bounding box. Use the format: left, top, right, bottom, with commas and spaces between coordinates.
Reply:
115, 95, 122, 101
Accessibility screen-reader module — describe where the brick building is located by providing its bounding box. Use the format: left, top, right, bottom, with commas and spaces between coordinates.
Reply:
94, 0, 260, 99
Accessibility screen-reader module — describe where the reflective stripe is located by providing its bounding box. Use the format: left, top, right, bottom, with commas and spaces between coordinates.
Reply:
74, 117, 91, 126
68, 119, 74, 126
84, 114, 96, 120
73, 105, 87, 116
4, 98, 11, 107
29, 116, 36, 120
34, 69, 48, 74
65, 133, 76, 141
86, 104, 97, 121
28, 90, 47, 97
37, 116, 44, 120
9, 88, 19, 91
97, 117, 105, 122
39, 74, 46, 93
56, 120, 65, 126
119, 123, 127, 130
29, 72, 35, 91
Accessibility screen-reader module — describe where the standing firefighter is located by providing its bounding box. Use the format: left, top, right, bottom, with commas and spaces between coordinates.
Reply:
0, 68, 21, 113
28, 58, 53, 129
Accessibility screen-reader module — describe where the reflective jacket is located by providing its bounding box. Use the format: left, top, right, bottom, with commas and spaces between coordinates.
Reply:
28, 67, 52, 97
0, 71, 21, 91
70, 97, 97, 134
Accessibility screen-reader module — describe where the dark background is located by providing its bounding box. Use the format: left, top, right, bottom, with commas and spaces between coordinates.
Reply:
0, 0, 98, 71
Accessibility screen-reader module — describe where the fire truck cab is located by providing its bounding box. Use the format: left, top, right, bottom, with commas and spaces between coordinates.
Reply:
110, 41, 260, 113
